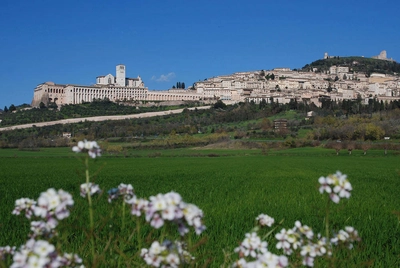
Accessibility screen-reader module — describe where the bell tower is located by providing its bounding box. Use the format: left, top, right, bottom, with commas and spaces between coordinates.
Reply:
116, 64, 126, 87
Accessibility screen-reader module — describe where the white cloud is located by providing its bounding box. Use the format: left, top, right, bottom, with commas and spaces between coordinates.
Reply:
151, 72, 176, 82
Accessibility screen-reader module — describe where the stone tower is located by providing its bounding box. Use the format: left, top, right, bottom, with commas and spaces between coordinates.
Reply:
116, 64, 126, 87
379, 50, 387, 59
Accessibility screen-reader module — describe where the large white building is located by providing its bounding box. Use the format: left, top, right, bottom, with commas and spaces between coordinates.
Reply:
31, 65, 201, 107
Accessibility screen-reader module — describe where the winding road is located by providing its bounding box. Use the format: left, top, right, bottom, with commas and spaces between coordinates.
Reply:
0, 106, 211, 132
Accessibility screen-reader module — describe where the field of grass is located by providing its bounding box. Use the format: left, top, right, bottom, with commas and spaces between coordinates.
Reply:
0, 147, 399, 266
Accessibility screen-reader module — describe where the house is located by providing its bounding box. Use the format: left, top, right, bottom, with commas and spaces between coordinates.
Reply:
273, 119, 287, 129
63, 132, 72, 138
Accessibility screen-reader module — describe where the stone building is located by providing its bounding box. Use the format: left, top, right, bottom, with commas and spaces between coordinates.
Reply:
31, 65, 201, 107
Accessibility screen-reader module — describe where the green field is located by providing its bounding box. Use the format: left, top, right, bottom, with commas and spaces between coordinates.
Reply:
0, 147, 399, 267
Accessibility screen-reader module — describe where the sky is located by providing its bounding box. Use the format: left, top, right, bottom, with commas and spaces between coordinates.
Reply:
0, 0, 399, 109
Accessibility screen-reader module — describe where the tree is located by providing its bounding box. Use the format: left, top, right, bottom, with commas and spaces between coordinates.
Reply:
3, 106, 8, 113
259, 99, 267, 109
361, 142, 371, 155
269, 97, 274, 104
175, 82, 185, 89
9, 104, 16, 112
332, 142, 342, 155
39, 102, 46, 109
380, 100, 384, 111
364, 123, 384, 141
345, 141, 355, 155
260, 118, 272, 131
48, 102, 58, 109
313, 128, 322, 141
327, 83, 332, 93
213, 100, 227, 109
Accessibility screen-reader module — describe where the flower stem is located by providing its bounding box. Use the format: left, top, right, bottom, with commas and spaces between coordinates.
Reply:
122, 199, 126, 230
136, 217, 142, 252
325, 197, 330, 241
325, 196, 334, 268
85, 157, 96, 263
117, 199, 127, 268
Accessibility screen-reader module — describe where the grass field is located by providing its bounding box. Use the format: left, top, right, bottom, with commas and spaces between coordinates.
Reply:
0, 146, 399, 267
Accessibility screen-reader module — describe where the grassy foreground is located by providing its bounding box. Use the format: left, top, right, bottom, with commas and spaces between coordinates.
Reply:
0, 147, 399, 266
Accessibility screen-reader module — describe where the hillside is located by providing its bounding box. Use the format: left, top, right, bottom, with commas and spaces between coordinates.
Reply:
1, 99, 400, 150
0, 100, 198, 127
301, 57, 400, 76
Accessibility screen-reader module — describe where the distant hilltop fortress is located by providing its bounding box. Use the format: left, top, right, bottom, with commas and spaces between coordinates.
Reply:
324, 50, 396, 62
371, 50, 396, 62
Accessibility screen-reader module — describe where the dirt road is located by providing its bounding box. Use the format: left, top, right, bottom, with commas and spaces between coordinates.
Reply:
0, 106, 211, 132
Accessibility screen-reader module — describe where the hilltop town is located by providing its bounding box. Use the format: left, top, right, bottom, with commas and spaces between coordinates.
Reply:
194, 51, 399, 106
31, 51, 400, 108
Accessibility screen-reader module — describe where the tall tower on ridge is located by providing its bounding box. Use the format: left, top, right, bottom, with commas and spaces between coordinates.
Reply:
116, 64, 126, 87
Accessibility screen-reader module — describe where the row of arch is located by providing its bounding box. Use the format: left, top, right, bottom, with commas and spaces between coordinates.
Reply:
71, 87, 148, 104
73, 87, 146, 94
48, 88, 65, 94
147, 93, 200, 101
72, 93, 147, 104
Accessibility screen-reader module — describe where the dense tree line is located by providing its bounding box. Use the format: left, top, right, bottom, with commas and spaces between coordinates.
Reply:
311, 111, 400, 141
318, 97, 400, 116
172, 82, 186, 89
